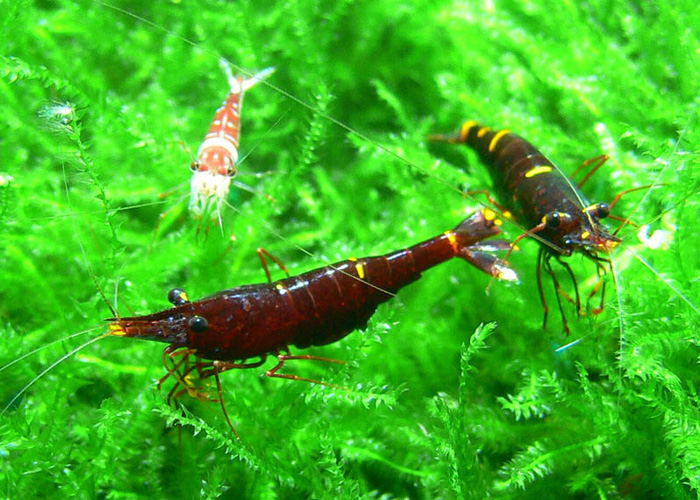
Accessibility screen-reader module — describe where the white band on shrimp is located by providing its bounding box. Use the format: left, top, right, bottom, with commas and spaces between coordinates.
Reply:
189, 171, 232, 217
197, 136, 240, 165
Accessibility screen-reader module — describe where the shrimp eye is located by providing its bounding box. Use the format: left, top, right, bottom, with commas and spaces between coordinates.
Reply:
188, 315, 209, 333
226, 163, 237, 177
545, 212, 561, 230
596, 202, 610, 219
190, 160, 200, 172
168, 288, 189, 306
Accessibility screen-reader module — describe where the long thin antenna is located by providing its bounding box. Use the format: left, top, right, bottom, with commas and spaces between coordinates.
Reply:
61, 162, 119, 319
0, 326, 103, 374
1, 334, 110, 416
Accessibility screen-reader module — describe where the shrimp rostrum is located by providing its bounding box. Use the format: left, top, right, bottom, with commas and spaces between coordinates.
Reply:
108, 209, 516, 437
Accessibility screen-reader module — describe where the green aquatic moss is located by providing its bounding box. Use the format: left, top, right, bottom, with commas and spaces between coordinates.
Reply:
1, 0, 699, 498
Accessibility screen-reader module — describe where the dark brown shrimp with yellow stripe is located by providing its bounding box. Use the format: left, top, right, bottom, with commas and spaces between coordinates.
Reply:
431, 121, 631, 334
103, 209, 515, 438
2, 210, 514, 438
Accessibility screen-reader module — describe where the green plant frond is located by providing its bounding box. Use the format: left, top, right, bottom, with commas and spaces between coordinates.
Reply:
301, 381, 403, 410
498, 369, 566, 421
663, 409, 700, 491
497, 441, 553, 490
0, 55, 87, 103
154, 402, 262, 471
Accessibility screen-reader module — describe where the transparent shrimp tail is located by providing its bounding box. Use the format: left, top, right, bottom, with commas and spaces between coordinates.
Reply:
240, 67, 276, 92
219, 58, 276, 94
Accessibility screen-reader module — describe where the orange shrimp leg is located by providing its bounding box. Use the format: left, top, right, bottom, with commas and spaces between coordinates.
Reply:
205, 353, 346, 439
462, 189, 514, 218
257, 247, 291, 282
571, 154, 609, 187
538, 251, 572, 335
159, 349, 268, 439
264, 350, 348, 390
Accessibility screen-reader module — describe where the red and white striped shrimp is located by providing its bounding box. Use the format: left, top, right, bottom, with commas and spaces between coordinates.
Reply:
189, 61, 275, 227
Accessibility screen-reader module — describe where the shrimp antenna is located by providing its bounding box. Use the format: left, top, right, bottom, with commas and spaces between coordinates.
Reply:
0, 326, 103, 375
236, 104, 291, 168
1, 333, 110, 416
61, 162, 119, 319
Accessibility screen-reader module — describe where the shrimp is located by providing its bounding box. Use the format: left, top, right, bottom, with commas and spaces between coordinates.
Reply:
188, 61, 275, 229
106, 209, 515, 437
430, 121, 641, 333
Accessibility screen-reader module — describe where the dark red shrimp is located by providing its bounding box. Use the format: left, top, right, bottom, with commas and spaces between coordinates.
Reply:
108, 209, 516, 437
430, 121, 633, 334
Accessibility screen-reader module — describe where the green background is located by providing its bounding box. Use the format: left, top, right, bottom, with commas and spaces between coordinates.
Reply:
1, 0, 699, 498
